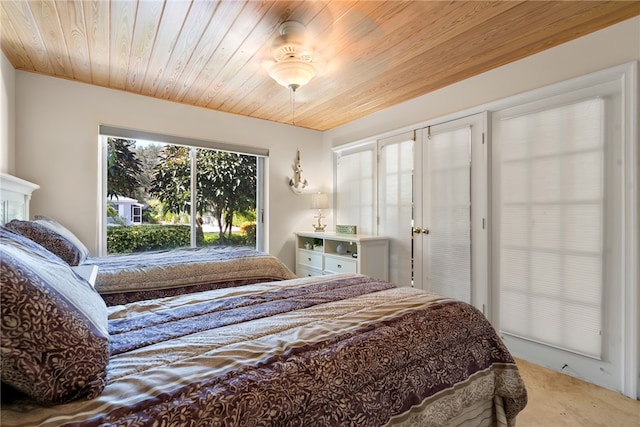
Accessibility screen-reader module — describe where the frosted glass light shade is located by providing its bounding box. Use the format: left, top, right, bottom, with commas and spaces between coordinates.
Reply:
268, 60, 316, 89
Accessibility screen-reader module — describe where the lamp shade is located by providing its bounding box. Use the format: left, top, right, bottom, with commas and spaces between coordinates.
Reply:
268, 59, 316, 89
311, 192, 329, 210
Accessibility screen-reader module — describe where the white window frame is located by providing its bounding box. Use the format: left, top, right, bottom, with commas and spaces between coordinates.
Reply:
489, 61, 637, 398
98, 126, 268, 255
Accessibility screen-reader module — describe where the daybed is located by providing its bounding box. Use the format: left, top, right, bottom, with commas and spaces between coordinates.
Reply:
4, 216, 296, 305
83, 245, 296, 305
1, 225, 527, 427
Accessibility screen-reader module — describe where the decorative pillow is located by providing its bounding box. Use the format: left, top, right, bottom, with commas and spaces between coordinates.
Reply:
5, 216, 89, 266
0, 225, 71, 264
34, 215, 90, 257
0, 226, 66, 265
0, 232, 109, 405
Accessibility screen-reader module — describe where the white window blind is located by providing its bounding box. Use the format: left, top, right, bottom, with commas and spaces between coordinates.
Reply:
423, 126, 472, 303
334, 143, 376, 235
378, 133, 413, 286
495, 98, 604, 359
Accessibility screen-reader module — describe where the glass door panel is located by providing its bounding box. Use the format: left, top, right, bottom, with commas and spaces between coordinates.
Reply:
413, 113, 486, 313
422, 126, 472, 303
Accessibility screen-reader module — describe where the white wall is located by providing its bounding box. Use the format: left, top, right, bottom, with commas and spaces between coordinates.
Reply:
1, 51, 15, 174
11, 72, 331, 269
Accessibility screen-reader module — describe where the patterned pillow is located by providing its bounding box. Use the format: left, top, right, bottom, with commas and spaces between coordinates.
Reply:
5, 217, 89, 266
0, 226, 66, 265
0, 232, 109, 405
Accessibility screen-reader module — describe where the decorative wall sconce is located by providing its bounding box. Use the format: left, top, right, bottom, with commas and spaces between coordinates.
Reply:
289, 149, 308, 194
311, 192, 329, 232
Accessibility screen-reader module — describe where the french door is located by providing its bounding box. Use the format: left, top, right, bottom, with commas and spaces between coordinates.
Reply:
378, 132, 414, 286
413, 113, 488, 315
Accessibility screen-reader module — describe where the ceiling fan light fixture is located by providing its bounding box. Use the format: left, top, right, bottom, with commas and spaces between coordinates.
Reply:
268, 59, 316, 90
268, 21, 317, 90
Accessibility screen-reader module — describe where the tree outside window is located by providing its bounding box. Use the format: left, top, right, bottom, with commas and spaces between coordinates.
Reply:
106, 139, 257, 253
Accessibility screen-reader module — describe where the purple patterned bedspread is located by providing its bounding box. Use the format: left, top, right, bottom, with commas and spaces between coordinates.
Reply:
83, 246, 296, 305
1, 274, 527, 427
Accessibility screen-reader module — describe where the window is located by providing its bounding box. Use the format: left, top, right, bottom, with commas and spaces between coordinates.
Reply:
99, 127, 266, 255
131, 205, 142, 224
492, 63, 637, 396
378, 133, 413, 286
495, 97, 605, 358
333, 142, 376, 235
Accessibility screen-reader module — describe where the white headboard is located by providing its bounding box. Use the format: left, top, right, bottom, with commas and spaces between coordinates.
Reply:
0, 173, 40, 225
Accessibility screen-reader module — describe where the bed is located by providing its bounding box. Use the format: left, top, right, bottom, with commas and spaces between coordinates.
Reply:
4, 216, 296, 305
1, 225, 527, 427
83, 246, 296, 305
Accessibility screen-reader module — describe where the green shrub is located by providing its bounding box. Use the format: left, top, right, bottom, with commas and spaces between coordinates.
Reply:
239, 221, 256, 245
107, 225, 203, 254
202, 232, 247, 246
234, 210, 256, 224
144, 199, 162, 224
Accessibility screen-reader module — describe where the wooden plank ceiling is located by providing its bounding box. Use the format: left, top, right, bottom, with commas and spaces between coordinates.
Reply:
2, 1, 638, 131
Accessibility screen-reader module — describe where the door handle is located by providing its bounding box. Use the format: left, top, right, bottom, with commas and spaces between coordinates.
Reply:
413, 227, 430, 235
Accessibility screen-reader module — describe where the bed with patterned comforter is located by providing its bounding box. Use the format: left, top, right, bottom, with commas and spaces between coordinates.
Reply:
84, 246, 297, 305
1, 272, 527, 427
3, 216, 296, 306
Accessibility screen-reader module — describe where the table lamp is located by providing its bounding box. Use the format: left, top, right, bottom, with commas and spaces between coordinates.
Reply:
311, 192, 329, 232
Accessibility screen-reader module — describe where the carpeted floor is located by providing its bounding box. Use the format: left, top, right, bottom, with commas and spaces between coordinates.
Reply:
514, 358, 640, 426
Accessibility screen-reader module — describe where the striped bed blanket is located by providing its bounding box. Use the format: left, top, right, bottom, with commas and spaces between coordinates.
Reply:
83, 246, 296, 305
1, 274, 527, 426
